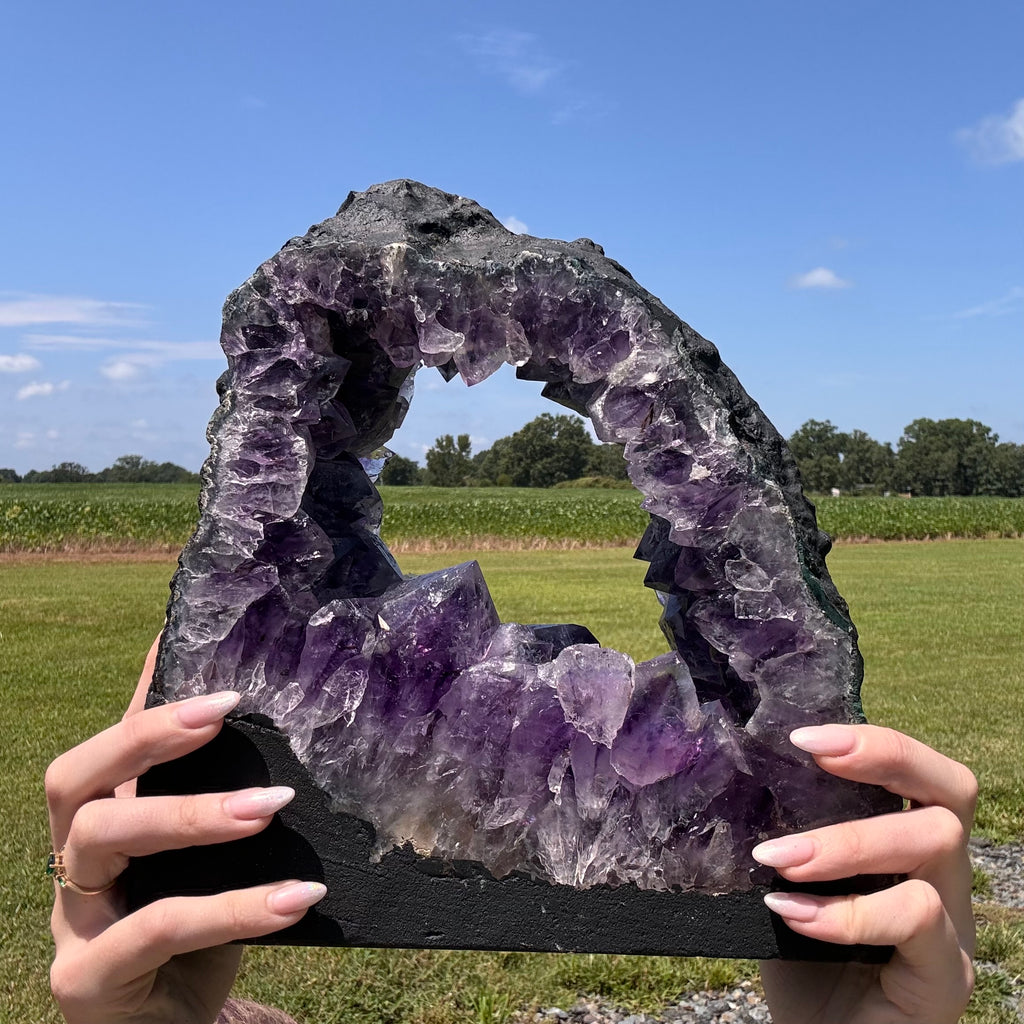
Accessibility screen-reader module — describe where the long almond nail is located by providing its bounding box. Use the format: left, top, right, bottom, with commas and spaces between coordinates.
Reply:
267, 881, 327, 915
789, 724, 857, 757
175, 691, 241, 728
763, 891, 823, 922
752, 834, 816, 868
225, 786, 295, 820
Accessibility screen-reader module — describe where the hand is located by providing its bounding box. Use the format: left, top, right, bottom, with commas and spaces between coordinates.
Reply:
46, 638, 327, 1024
756, 724, 977, 1024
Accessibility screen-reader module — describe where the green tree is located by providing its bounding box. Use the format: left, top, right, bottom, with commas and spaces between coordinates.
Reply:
787, 420, 847, 493
585, 443, 629, 481
0, 468, 21, 483
472, 436, 512, 485
491, 413, 594, 487
380, 454, 422, 486
98, 454, 197, 483
983, 443, 1024, 497
896, 418, 997, 496
100, 454, 149, 482
26, 461, 94, 483
425, 433, 473, 487
837, 430, 896, 492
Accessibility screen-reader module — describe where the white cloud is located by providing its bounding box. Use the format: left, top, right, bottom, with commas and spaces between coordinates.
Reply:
458, 30, 560, 94
0, 293, 145, 327
15, 431, 34, 449
957, 98, 1024, 165
16, 379, 70, 400
502, 215, 530, 234
25, 334, 221, 359
101, 359, 147, 381
0, 353, 41, 373
789, 267, 852, 290
951, 286, 1024, 319
46, 428, 59, 440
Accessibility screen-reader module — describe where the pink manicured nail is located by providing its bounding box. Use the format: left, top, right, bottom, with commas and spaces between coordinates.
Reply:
225, 786, 295, 820
789, 724, 857, 756
763, 892, 823, 922
267, 881, 327, 915
752, 835, 816, 868
175, 691, 241, 728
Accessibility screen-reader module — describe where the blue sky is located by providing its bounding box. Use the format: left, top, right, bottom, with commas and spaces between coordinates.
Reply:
2, 0, 1021, 474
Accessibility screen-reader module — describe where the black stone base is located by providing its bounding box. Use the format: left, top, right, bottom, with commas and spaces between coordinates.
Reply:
123, 715, 892, 962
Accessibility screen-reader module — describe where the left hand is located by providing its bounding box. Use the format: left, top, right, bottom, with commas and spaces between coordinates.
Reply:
756, 724, 977, 1023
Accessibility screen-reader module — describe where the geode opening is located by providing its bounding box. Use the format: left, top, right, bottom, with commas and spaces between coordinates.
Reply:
141, 181, 898, 952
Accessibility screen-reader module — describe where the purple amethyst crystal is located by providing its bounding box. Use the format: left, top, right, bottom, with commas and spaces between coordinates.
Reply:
153, 180, 897, 895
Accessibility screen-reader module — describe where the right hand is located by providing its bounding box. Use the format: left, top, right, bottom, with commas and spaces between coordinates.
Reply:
46, 639, 327, 1024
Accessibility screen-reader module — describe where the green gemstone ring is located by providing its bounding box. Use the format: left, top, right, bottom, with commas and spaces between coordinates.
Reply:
46, 847, 116, 896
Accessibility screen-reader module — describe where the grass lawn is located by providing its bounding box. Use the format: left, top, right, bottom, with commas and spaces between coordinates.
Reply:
2, 540, 1022, 1022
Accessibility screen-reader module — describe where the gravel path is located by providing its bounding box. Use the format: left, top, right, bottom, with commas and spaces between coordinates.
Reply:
520, 983, 771, 1024
970, 837, 1024, 909
515, 839, 1024, 1024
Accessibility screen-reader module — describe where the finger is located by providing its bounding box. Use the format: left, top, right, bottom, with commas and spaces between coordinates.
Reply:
115, 637, 164, 801
752, 804, 964, 882
789, 724, 978, 830
765, 880, 973, 1020
46, 691, 241, 845
122, 634, 162, 722
754, 802, 975, 954
59, 881, 327, 997
61, 787, 296, 893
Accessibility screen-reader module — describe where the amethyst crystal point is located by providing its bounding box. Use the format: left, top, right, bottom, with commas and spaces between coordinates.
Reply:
151, 180, 898, 920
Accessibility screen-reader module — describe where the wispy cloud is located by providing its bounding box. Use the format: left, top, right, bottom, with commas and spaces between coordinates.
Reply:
25, 334, 221, 360
16, 379, 70, 400
502, 215, 530, 234
456, 29, 608, 125
458, 30, 561, 94
951, 286, 1024, 319
789, 267, 852, 290
0, 353, 41, 373
957, 98, 1024, 165
0, 293, 146, 327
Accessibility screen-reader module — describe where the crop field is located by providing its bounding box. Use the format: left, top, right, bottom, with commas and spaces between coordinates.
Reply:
2, 540, 1023, 1023
2, 483, 1023, 553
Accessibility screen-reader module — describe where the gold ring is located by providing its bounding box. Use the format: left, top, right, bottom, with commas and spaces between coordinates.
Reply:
46, 847, 116, 896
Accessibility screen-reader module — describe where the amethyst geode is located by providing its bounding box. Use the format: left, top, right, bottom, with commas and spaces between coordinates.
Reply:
152, 180, 896, 899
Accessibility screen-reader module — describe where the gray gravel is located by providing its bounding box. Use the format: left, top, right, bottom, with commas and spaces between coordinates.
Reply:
519, 983, 772, 1024
970, 837, 1024, 908
513, 839, 1024, 1024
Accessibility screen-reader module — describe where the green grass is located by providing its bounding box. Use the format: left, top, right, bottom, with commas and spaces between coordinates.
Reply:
2, 483, 1023, 552
2, 540, 1022, 1022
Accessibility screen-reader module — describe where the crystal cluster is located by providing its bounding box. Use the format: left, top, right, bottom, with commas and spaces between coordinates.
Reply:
154, 180, 897, 893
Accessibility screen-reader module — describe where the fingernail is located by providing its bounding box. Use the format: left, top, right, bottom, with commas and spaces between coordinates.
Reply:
789, 724, 857, 756
225, 786, 295, 820
267, 880, 327, 915
175, 691, 241, 728
763, 891, 823, 922
752, 834, 816, 868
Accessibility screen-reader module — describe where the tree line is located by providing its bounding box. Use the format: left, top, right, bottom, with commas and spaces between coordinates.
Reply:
787, 418, 1024, 496
6, 416, 1022, 497
384, 413, 1024, 497
1, 454, 200, 484
383, 413, 630, 488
